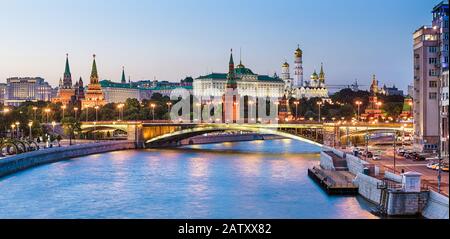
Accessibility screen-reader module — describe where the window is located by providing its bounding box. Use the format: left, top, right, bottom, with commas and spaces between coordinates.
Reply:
429, 58, 438, 64
429, 69, 439, 76
429, 81, 438, 87
429, 46, 438, 53
429, 92, 437, 99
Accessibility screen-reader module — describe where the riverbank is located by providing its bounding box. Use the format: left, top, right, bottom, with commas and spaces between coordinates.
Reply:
0, 141, 136, 178
317, 146, 449, 219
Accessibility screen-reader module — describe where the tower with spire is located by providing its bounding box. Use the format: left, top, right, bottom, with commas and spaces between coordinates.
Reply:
222, 49, 240, 123
81, 54, 107, 109
121, 67, 126, 84
293, 44, 304, 87
62, 53, 73, 89
319, 63, 326, 88
53, 54, 76, 105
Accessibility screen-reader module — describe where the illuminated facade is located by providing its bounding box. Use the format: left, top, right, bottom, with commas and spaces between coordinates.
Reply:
81, 55, 107, 109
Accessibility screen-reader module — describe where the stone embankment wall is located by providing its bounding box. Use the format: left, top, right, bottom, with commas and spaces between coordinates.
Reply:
422, 190, 450, 219
320, 152, 335, 170
353, 173, 382, 204
180, 134, 285, 145
0, 141, 136, 178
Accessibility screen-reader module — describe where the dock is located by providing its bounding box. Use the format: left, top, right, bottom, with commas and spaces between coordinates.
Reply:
308, 166, 358, 195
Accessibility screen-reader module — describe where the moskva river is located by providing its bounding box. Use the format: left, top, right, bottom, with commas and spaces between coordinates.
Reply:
0, 139, 377, 219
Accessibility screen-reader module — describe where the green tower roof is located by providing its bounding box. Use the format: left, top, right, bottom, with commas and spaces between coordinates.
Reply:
91, 55, 98, 79
64, 54, 71, 76
121, 67, 126, 84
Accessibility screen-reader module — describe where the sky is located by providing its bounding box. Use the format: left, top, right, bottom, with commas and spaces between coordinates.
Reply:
0, 0, 443, 91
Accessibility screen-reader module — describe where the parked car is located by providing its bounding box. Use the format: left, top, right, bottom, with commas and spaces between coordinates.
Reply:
372, 154, 381, 161
427, 162, 439, 169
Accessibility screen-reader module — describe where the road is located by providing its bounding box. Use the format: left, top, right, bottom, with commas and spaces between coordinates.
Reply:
347, 145, 449, 196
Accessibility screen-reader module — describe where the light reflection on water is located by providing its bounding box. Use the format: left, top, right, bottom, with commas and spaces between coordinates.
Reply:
0, 139, 377, 219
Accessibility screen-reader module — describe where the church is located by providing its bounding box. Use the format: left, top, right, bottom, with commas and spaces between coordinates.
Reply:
281, 46, 329, 99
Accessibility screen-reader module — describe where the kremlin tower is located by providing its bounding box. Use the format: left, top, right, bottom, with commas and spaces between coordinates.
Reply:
222, 49, 240, 123
293, 45, 304, 87
52, 54, 76, 105
81, 54, 107, 109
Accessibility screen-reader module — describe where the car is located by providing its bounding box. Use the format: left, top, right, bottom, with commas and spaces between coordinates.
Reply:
427, 162, 438, 169
442, 165, 449, 172
372, 154, 381, 160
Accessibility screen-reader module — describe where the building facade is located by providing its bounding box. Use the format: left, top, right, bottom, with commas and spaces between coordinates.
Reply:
413, 27, 441, 152
413, 1, 449, 153
81, 55, 107, 109
3, 77, 52, 106
433, 1, 449, 161
193, 53, 285, 100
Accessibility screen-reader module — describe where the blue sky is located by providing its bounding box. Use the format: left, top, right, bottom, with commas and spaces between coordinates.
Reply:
0, 0, 443, 91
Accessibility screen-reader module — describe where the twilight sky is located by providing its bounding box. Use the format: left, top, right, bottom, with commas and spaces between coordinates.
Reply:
0, 0, 442, 91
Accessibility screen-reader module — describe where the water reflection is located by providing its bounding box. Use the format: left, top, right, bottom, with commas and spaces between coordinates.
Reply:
0, 140, 377, 219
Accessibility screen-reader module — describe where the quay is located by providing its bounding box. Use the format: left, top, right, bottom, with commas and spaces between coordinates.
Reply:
0, 141, 136, 178
309, 145, 449, 219
308, 166, 358, 195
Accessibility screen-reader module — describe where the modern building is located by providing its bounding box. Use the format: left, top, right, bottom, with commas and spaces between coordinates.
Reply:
432, 1, 449, 161
81, 55, 107, 109
281, 46, 329, 99
3, 77, 52, 106
0, 83, 6, 105
413, 1, 448, 153
193, 52, 285, 100
413, 25, 440, 152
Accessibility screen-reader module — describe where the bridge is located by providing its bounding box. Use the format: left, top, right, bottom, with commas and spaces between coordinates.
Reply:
80, 121, 413, 148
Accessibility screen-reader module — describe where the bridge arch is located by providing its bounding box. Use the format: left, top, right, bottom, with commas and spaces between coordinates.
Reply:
145, 124, 323, 147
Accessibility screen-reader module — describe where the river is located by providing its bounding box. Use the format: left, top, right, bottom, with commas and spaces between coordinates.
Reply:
0, 139, 378, 219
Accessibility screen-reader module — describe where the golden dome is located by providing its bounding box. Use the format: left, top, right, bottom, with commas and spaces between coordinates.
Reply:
295, 45, 303, 57
282, 61, 289, 67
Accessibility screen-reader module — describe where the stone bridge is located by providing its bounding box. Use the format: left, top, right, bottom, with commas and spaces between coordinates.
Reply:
80, 121, 413, 148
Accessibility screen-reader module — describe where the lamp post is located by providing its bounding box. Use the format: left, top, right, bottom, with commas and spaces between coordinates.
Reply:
2, 108, 10, 136
294, 101, 300, 120
317, 101, 323, 123
44, 108, 51, 124
15, 122, 20, 138
355, 101, 362, 122
166, 102, 172, 114
85, 107, 89, 122
28, 122, 33, 141
32, 107, 38, 122
10, 124, 15, 139
248, 100, 254, 122
74, 107, 79, 121
117, 104, 124, 121
51, 121, 56, 134
94, 106, 99, 122
61, 105, 67, 121
151, 103, 156, 121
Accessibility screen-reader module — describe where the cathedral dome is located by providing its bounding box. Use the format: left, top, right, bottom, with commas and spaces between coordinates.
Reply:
282, 62, 289, 68
295, 47, 303, 57
311, 71, 318, 79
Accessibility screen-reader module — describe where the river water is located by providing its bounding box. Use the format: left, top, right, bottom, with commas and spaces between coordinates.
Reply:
0, 139, 378, 219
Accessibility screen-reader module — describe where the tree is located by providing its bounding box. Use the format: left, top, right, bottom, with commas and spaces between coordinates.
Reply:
61, 117, 81, 145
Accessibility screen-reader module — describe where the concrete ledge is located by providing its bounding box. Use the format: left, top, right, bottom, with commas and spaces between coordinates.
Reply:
422, 190, 450, 219
0, 141, 136, 178
354, 173, 382, 204
320, 152, 335, 170
384, 171, 403, 183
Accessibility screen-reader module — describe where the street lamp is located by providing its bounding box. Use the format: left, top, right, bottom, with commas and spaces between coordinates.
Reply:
15, 122, 20, 138
28, 121, 33, 140
317, 101, 323, 123
51, 121, 56, 134
10, 124, 15, 139
94, 106, 99, 122
74, 107, 79, 120
166, 102, 172, 115
117, 104, 124, 121
61, 105, 67, 121
151, 103, 156, 121
355, 101, 362, 122
248, 100, 254, 122
44, 108, 51, 124
32, 107, 38, 122
294, 101, 300, 120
